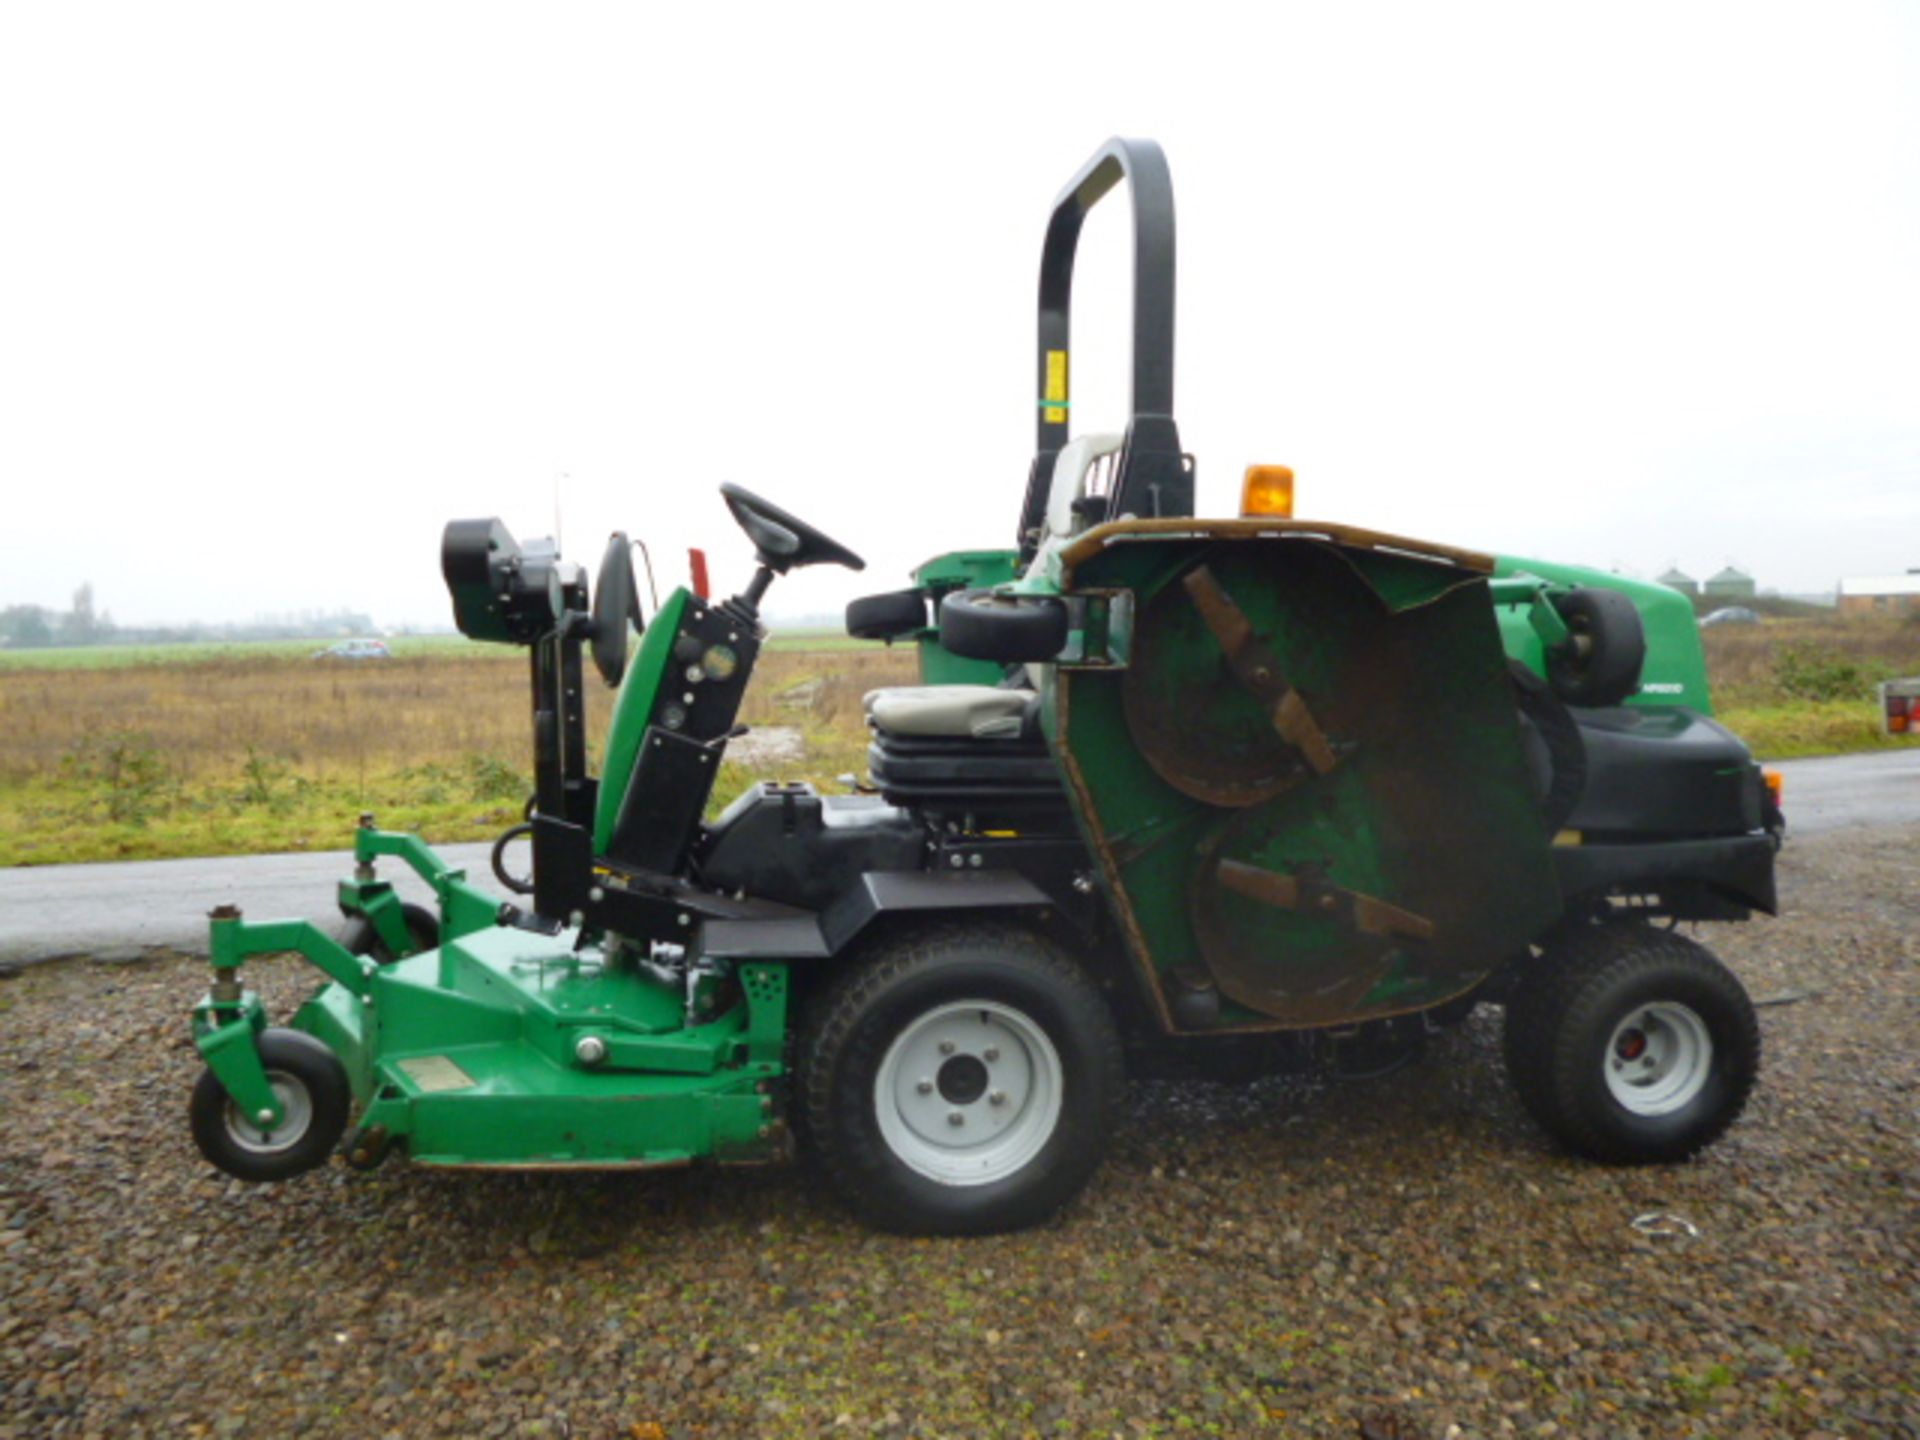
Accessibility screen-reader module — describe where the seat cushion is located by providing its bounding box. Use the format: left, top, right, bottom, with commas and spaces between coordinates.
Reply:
865, 685, 1034, 740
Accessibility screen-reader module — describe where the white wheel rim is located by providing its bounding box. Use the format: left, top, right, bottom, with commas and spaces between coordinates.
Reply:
874, 1000, 1064, 1187
223, 1071, 314, 1154
1604, 1002, 1712, 1116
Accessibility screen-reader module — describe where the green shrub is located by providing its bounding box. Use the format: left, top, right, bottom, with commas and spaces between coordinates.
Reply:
462, 753, 527, 803
60, 731, 175, 825
238, 747, 294, 808
1770, 643, 1894, 702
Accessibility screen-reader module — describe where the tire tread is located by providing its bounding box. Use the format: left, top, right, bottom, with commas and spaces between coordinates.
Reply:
1504, 923, 1758, 1163
796, 921, 1123, 1234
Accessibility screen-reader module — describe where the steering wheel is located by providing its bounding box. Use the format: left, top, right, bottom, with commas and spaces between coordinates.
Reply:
720, 483, 865, 574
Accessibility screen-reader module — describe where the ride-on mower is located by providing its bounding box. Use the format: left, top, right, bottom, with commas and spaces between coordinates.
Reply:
189, 139, 1782, 1234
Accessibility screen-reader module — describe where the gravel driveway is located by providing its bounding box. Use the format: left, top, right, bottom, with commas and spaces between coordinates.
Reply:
2, 825, 1915, 1439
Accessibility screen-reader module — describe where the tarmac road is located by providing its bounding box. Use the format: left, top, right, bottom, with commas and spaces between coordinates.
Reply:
0, 841, 492, 968
1, 748, 1914, 967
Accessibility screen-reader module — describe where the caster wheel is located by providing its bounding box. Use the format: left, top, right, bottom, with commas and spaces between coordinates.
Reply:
340, 901, 439, 963
190, 1028, 351, 1183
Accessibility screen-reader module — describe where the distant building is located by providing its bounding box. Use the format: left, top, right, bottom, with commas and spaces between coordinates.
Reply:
1704, 566, 1756, 599
1656, 566, 1699, 596
1838, 571, 1920, 616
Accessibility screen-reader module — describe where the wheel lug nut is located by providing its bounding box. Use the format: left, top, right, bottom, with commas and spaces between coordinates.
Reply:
947, 1111, 965, 1127
938, 1041, 956, 1056
989, 1091, 1007, 1107
983, 1047, 999, 1062
916, 1079, 934, 1095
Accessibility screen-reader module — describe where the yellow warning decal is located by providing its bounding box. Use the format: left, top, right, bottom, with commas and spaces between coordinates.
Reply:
1042, 349, 1069, 425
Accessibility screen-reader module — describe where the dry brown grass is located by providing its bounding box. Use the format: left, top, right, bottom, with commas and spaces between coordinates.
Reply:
4, 608, 1914, 864
0, 646, 917, 786
1701, 611, 1920, 706
0, 642, 917, 864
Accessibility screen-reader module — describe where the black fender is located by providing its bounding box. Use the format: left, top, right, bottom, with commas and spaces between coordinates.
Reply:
1550, 834, 1778, 919
695, 870, 1058, 964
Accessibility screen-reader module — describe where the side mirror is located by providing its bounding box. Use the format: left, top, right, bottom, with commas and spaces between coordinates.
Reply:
591, 532, 644, 686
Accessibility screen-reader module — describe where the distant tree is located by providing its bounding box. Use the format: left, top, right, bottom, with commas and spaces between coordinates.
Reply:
58, 583, 98, 645
0, 605, 55, 648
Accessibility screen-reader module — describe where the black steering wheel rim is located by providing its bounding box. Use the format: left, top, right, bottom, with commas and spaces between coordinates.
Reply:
720, 483, 865, 574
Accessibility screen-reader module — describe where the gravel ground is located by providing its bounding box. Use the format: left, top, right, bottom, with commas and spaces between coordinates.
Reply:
2, 825, 1915, 1439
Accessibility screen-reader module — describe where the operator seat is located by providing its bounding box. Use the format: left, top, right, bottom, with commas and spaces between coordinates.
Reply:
865, 685, 1035, 740
862, 686, 1063, 816
856, 437, 1120, 816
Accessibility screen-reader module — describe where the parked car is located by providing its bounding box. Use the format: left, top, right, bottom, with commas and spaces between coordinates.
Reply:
312, 639, 392, 660
1701, 606, 1760, 627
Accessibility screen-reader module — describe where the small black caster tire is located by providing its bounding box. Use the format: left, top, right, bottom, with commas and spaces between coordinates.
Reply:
938, 589, 1070, 663
190, 1028, 351, 1183
1504, 924, 1758, 1164
845, 588, 930, 642
340, 901, 439, 963
1546, 587, 1646, 708
798, 924, 1124, 1235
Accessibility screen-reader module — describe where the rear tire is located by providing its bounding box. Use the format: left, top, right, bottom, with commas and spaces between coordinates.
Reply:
1504, 924, 1758, 1163
798, 924, 1124, 1235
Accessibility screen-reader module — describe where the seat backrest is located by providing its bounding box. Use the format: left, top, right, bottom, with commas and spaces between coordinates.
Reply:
1023, 432, 1125, 581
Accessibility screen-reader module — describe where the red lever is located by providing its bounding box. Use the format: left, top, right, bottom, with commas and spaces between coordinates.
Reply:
688, 547, 710, 600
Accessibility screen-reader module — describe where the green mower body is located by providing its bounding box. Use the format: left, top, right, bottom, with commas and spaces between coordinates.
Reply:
189, 138, 1780, 1232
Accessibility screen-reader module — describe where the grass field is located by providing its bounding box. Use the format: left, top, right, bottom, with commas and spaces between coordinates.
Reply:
0, 611, 1914, 865
0, 637, 916, 865
0, 627, 865, 671
1704, 611, 1919, 758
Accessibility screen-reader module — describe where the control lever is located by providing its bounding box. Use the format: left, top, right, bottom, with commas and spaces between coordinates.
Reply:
703, 724, 750, 751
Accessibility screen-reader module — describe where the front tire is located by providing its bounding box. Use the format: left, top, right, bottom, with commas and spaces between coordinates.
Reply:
1504, 924, 1758, 1163
190, 1028, 351, 1182
798, 924, 1124, 1235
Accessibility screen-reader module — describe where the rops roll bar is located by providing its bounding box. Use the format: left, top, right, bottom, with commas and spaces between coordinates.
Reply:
1018, 137, 1191, 561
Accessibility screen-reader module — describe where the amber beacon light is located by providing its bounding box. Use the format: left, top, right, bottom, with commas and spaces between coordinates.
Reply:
1241, 464, 1295, 518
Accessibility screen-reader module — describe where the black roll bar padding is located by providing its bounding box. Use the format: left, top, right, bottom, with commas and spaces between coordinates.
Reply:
1037, 138, 1177, 446
1019, 137, 1188, 560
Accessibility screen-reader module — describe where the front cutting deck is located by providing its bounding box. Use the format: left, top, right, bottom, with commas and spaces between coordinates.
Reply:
291, 926, 788, 1168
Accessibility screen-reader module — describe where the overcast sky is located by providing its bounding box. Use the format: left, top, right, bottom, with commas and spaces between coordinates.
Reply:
4, 2, 1916, 629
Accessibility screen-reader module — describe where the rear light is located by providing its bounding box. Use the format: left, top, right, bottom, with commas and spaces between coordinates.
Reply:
1241, 465, 1295, 518
1763, 768, 1783, 808
1882, 680, 1920, 736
